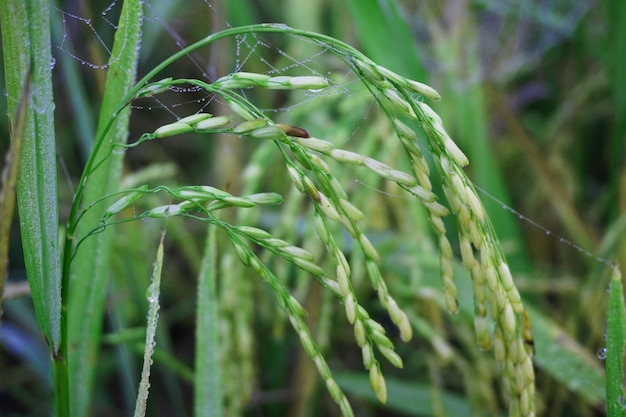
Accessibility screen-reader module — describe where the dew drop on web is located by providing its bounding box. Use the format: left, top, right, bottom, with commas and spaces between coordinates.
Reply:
597, 347, 607, 360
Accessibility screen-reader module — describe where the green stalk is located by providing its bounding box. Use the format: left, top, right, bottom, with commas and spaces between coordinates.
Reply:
0, 0, 65, 414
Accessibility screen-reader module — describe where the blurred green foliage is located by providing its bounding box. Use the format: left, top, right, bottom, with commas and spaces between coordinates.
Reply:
1, 0, 625, 416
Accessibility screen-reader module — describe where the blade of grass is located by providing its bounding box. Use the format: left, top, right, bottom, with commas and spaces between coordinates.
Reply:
0, 0, 62, 353
134, 228, 166, 417
605, 267, 626, 417
65, 1, 143, 416
0, 1, 65, 414
194, 224, 223, 417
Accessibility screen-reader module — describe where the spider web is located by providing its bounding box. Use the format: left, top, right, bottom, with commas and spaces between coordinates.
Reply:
54, 1, 364, 132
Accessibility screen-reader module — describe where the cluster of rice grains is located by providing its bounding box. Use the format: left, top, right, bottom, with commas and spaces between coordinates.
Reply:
351, 57, 536, 416
142, 56, 535, 415
220, 74, 413, 413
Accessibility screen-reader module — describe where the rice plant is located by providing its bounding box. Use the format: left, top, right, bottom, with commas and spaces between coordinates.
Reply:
1, 1, 624, 417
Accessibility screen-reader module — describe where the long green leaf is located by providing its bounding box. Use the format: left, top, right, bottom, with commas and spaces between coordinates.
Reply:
65, 1, 143, 416
0, 1, 64, 414
605, 267, 626, 417
0, 0, 62, 353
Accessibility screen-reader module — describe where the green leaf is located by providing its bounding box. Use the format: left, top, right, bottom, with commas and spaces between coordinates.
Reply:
605, 268, 626, 417
65, 1, 143, 416
0, 0, 62, 354
0, 2, 65, 414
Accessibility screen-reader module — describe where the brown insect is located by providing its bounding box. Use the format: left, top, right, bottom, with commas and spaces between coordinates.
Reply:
276, 124, 311, 138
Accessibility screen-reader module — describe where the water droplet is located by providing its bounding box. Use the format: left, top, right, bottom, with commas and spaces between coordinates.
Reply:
545, 230, 551, 235
597, 347, 607, 360
146, 285, 157, 302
